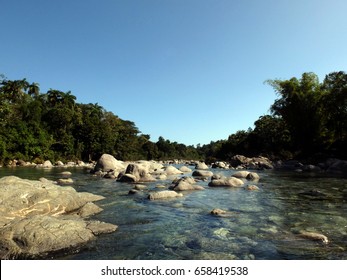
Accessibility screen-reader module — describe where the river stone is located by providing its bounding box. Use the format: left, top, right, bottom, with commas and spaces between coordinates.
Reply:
179, 166, 192, 173
195, 162, 209, 170
57, 178, 74, 185
246, 172, 260, 181
148, 190, 183, 200
208, 176, 244, 187
246, 185, 259, 191
0, 176, 117, 259
192, 170, 214, 177
232, 171, 250, 178
297, 231, 329, 244
164, 166, 183, 175
211, 208, 227, 216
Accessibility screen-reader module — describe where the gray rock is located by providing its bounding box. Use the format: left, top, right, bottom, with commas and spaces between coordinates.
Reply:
148, 190, 183, 200
195, 162, 209, 170
93, 154, 125, 173
192, 170, 214, 177
0, 176, 117, 259
208, 176, 244, 187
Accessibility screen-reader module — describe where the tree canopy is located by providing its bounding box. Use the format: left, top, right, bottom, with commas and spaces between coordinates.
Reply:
1, 71, 346, 164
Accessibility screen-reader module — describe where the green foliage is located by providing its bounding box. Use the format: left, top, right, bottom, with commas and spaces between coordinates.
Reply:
1, 71, 345, 164
0, 76, 202, 163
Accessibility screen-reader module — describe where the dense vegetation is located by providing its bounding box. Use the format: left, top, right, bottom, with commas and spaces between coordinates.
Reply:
1, 71, 346, 164
198, 71, 347, 162
0, 75, 200, 163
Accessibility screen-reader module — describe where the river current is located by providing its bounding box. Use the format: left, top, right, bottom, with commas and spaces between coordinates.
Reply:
1, 165, 346, 260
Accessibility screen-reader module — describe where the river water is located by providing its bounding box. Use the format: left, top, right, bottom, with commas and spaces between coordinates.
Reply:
1, 166, 346, 260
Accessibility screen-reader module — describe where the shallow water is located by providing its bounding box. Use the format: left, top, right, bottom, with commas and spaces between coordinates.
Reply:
1, 166, 347, 259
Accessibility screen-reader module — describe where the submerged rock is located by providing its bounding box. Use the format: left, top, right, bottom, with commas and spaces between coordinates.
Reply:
297, 231, 329, 244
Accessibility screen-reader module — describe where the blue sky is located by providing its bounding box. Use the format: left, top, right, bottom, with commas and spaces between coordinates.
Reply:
1, 0, 346, 145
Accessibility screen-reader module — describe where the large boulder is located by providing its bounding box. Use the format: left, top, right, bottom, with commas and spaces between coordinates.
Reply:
0, 176, 117, 259
117, 163, 155, 182
93, 154, 125, 173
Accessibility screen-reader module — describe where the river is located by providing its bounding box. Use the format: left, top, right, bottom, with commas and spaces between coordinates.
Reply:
1, 166, 346, 259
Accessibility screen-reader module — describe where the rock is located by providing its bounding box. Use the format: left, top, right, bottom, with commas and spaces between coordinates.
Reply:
179, 166, 192, 173
232, 171, 250, 178
148, 190, 183, 200
297, 231, 329, 244
229, 155, 251, 167
302, 164, 321, 172
93, 154, 125, 173
192, 170, 214, 177
77, 202, 103, 218
170, 177, 204, 191
60, 171, 72, 178
56, 161, 65, 166
246, 172, 260, 181
57, 178, 74, 185
195, 162, 209, 170
38, 160, 53, 168
118, 163, 155, 182
326, 159, 347, 175
210, 208, 227, 216
0, 176, 117, 259
208, 176, 244, 187
246, 185, 259, 191
212, 161, 227, 169
232, 171, 260, 181
164, 166, 183, 175
134, 184, 147, 190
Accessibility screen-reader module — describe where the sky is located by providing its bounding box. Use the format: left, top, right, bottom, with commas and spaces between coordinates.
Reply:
1, 0, 346, 146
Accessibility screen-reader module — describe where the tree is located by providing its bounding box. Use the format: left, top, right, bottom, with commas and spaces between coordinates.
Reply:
267, 72, 324, 155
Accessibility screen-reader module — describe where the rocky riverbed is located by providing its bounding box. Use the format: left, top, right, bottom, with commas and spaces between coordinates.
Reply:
1, 154, 346, 259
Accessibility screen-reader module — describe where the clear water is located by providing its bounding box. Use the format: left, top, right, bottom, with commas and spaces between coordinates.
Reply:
1, 166, 346, 260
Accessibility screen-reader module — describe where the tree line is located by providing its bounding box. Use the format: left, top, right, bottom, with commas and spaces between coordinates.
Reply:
198, 71, 347, 162
0, 75, 200, 164
1, 71, 346, 164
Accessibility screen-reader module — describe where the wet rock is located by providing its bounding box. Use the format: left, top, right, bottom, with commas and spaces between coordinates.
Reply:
148, 190, 183, 200
210, 208, 227, 215
297, 231, 329, 244
246, 185, 259, 191
298, 189, 327, 198
57, 178, 74, 185
60, 171, 72, 178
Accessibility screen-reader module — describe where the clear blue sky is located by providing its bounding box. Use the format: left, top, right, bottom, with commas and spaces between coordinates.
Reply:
1, 0, 346, 145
